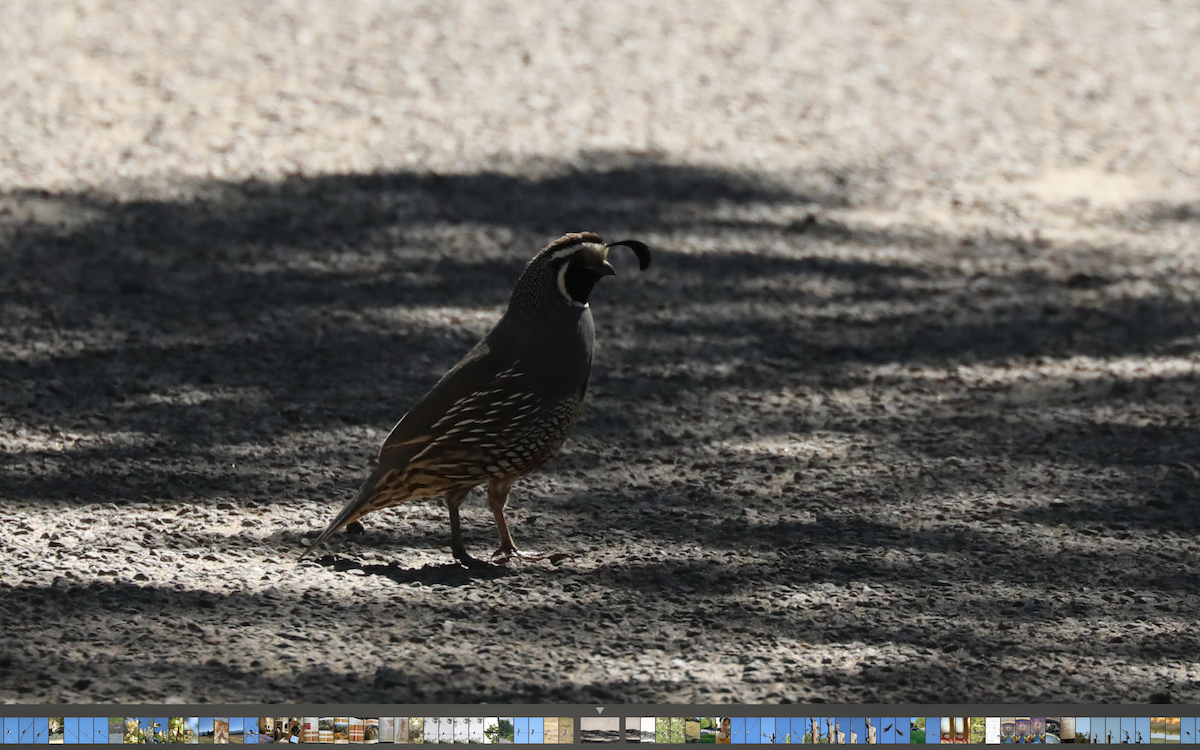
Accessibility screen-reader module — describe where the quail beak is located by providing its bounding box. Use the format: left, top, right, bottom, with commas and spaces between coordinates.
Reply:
601, 260, 617, 277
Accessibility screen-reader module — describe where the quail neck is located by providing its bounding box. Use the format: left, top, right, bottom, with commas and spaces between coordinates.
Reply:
491, 238, 613, 351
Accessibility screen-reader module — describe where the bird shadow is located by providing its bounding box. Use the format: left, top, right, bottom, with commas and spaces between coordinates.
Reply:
306, 554, 515, 585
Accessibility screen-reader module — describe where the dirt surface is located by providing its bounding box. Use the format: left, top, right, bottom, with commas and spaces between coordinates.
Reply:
4, 1, 1200, 705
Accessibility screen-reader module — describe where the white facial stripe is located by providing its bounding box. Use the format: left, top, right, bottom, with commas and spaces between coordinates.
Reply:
556, 261, 588, 308
547, 242, 605, 262
547, 244, 583, 261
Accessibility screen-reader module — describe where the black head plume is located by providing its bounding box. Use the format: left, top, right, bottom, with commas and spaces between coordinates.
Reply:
605, 239, 651, 271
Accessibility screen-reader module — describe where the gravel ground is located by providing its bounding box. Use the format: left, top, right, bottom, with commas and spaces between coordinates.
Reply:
4, 0, 1200, 705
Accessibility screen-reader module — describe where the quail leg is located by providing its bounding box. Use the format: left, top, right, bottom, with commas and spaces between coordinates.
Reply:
487, 477, 559, 562
445, 488, 491, 569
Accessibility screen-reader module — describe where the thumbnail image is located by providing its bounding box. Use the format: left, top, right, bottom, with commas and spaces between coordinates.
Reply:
62, 717, 81, 744
462, 717, 489, 745
334, 716, 349, 744
657, 715, 676, 744
700, 717, 718, 743
582, 717, 621, 743
319, 717, 334, 744
800, 717, 815, 745
724, 715, 744, 744
379, 716, 394, 744
409, 717, 425, 744
999, 718, 1015, 745
1180, 717, 1196, 744
152, 717, 168, 744
350, 717, 365, 743
198, 717, 215, 744
1154, 718, 1167, 744
88, 717, 108, 744
786, 718, 804, 745
498, 717, 515, 745
882, 717, 898, 744
170, 717, 197, 744
1165, 716, 1181, 744
1123, 717, 1138, 745
367, 717, 380, 743
970, 718, 985, 744
1016, 717, 1032, 744
1171, 715, 1190, 744
937, 717, 950, 744
122, 717, 144, 744
302, 717, 319, 743
848, 717, 867, 745
911, 717, 926, 744
530, 717, 546, 743
1030, 717, 1045, 744
986, 717, 999, 744
798, 717, 814, 744
685, 717, 702, 743
716, 717, 732, 744
257, 716, 279, 742
109, 717, 127, 744
777, 717, 795, 745
454, 716, 471, 744
658, 718, 685, 744
742, 718, 760, 746
215, 717, 230, 744
49, 716, 64, 744
624, 717, 643, 743
1060, 717, 1075, 744
752, 717, 767, 744
229, 716, 244, 744
543, 716, 559, 745
925, 718, 939, 745
396, 717, 410, 744
483, 718, 500, 745
560, 718, 575, 744
1137, 717, 1151, 744
285, 717, 302, 744
866, 717, 881, 745
756, 717, 771, 745
895, 717, 910, 743
1105, 718, 1122, 745
1074, 717, 1091, 744
247, 716, 264, 744
833, 717, 850, 744
87, 717, 107, 744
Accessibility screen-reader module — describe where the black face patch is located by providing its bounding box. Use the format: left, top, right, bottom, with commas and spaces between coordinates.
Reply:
562, 256, 602, 305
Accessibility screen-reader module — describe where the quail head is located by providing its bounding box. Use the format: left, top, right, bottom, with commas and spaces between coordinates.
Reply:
303, 232, 651, 567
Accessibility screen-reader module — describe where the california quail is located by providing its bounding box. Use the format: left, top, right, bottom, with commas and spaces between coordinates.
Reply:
303, 232, 650, 567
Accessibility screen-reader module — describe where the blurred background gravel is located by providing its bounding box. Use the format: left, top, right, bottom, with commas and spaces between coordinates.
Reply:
3, 0, 1200, 704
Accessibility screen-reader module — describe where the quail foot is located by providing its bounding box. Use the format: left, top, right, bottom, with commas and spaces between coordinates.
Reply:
303, 232, 651, 567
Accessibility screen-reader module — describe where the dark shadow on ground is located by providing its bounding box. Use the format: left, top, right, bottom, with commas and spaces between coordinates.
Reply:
5, 152, 1200, 703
